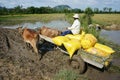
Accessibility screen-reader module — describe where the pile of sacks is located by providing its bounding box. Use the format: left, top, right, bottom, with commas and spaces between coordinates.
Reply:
52, 31, 115, 58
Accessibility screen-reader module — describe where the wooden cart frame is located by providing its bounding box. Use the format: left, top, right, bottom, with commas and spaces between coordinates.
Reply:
39, 34, 112, 74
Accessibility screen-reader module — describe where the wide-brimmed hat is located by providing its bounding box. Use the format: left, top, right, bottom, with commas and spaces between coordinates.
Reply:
73, 14, 79, 18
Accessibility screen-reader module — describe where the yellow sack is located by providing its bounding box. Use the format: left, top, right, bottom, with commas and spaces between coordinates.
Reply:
52, 36, 69, 46
84, 34, 97, 43
86, 47, 110, 57
74, 31, 85, 41
65, 34, 75, 39
65, 34, 83, 41
81, 31, 85, 36
63, 39, 81, 58
81, 39, 91, 49
81, 34, 97, 49
73, 34, 84, 41
65, 31, 85, 41
94, 43, 115, 54
86, 47, 98, 55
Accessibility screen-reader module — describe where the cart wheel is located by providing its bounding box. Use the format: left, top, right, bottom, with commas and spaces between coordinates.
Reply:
68, 55, 87, 74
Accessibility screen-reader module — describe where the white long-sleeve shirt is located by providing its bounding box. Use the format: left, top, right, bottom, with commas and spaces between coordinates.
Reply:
68, 19, 81, 34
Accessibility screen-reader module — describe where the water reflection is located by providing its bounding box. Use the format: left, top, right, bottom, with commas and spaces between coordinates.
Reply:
2, 20, 71, 30
100, 30, 120, 44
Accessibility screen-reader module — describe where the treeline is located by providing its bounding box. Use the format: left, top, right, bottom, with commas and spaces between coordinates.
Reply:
0, 5, 120, 15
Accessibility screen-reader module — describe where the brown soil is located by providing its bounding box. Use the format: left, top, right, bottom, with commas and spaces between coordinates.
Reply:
0, 28, 120, 80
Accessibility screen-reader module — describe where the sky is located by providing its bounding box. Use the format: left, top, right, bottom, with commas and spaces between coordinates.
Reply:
0, 0, 120, 11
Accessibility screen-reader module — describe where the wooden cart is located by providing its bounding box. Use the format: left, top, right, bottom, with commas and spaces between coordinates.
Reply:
39, 34, 112, 74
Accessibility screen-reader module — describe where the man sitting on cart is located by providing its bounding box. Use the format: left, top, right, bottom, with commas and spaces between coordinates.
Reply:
61, 13, 81, 36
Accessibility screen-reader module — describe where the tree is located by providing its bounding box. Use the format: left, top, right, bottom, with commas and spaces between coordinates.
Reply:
94, 8, 99, 13
0, 7, 8, 15
83, 7, 94, 25
108, 8, 112, 13
103, 7, 107, 12
72, 8, 82, 13
27, 6, 35, 14
14, 5, 22, 14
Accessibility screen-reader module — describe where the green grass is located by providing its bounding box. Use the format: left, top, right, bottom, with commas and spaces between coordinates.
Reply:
53, 69, 78, 80
108, 65, 120, 73
65, 13, 120, 26
92, 14, 120, 26
53, 69, 89, 80
0, 14, 65, 26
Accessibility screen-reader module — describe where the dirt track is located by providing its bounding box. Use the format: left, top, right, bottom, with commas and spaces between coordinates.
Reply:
0, 28, 120, 80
